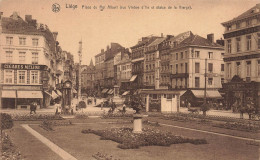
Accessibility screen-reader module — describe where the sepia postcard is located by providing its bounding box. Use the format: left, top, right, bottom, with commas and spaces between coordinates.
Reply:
0, 0, 259, 159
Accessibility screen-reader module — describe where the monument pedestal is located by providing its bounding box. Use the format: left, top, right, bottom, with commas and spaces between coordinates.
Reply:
133, 114, 143, 133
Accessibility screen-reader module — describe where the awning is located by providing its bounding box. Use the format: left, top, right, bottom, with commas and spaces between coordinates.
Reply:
102, 89, 109, 93
130, 75, 137, 82
72, 88, 77, 94
122, 91, 130, 96
108, 89, 114, 94
191, 90, 222, 99
17, 91, 43, 98
55, 90, 62, 96
1, 90, 16, 98
140, 89, 180, 95
44, 91, 52, 97
51, 91, 59, 99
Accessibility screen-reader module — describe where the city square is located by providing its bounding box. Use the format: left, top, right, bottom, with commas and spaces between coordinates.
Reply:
0, 0, 260, 160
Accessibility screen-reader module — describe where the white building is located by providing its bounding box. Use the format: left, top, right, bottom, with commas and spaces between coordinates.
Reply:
0, 12, 60, 109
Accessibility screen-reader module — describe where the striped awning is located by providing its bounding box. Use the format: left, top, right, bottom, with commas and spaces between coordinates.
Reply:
108, 89, 114, 94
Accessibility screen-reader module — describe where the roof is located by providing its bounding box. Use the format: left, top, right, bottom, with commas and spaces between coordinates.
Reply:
222, 4, 260, 25
131, 36, 160, 49
178, 34, 223, 48
1, 13, 56, 52
147, 37, 166, 47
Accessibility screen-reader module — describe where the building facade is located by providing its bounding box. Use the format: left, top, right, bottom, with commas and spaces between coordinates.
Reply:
144, 37, 166, 89
130, 36, 159, 90
95, 43, 126, 96
0, 12, 63, 108
222, 4, 260, 111
80, 59, 95, 96
168, 31, 224, 106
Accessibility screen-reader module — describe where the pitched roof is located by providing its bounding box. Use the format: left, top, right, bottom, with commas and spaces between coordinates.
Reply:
178, 34, 223, 48
1, 13, 56, 52
147, 37, 166, 47
222, 3, 260, 25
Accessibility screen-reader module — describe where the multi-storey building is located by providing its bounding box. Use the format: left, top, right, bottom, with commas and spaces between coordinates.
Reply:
130, 36, 159, 90
158, 35, 174, 89
116, 52, 132, 94
95, 43, 126, 96
144, 37, 166, 89
222, 3, 260, 111
80, 59, 95, 96
169, 31, 224, 106
0, 12, 62, 108
94, 49, 105, 93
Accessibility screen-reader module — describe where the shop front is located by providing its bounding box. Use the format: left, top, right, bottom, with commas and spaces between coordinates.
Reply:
1, 90, 16, 109
222, 76, 260, 112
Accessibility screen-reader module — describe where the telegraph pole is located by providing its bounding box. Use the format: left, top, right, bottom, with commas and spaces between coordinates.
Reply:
78, 40, 82, 102
204, 58, 207, 104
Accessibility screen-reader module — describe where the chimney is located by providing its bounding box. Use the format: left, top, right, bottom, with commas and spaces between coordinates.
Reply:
107, 45, 109, 50
101, 49, 104, 53
0, 12, 3, 20
25, 15, 32, 22
207, 34, 214, 43
161, 33, 164, 37
52, 32, 58, 41
216, 38, 224, 46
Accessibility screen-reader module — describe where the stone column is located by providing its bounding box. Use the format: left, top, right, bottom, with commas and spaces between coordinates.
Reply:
133, 114, 143, 133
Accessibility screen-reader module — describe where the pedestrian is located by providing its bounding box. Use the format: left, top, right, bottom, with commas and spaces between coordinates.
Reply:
122, 103, 126, 114
94, 97, 96, 105
101, 101, 104, 110
30, 101, 37, 114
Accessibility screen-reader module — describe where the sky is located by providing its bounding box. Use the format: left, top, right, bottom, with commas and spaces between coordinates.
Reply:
0, 0, 259, 65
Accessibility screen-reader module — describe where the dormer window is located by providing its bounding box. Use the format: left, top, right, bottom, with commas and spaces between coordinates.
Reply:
246, 19, 252, 27
227, 25, 231, 31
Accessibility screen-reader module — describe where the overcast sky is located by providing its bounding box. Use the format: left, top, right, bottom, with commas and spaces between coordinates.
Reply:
0, 0, 259, 65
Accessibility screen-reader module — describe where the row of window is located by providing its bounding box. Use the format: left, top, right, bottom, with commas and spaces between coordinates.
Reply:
4, 70, 39, 84
226, 18, 259, 31
145, 63, 155, 71
6, 37, 39, 46
145, 75, 155, 85
5, 51, 39, 64
226, 60, 260, 78
227, 33, 260, 53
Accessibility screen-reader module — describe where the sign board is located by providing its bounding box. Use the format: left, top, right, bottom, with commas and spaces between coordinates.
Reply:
1, 63, 48, 70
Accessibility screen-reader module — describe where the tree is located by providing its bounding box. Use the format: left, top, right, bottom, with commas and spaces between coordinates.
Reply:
129, 94, 144, 114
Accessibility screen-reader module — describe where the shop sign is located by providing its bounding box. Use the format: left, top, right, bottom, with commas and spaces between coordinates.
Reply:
2, 63, 48, 70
